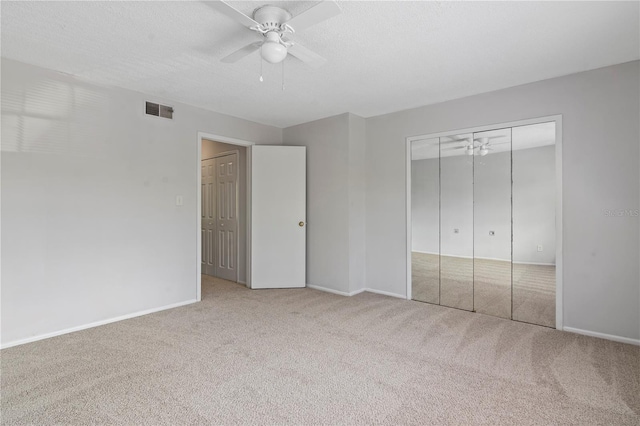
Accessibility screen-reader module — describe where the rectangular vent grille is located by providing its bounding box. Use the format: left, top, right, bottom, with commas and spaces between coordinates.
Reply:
145, 102, 173, 119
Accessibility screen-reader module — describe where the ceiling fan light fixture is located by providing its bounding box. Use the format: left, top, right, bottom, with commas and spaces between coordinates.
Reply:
261, 42, 287, 63
261, 32, 288, 63
479, 146, 489, 156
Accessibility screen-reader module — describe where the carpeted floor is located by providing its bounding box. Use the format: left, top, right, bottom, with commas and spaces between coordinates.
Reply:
2, 276, 638, 425
412, 252, 556, 327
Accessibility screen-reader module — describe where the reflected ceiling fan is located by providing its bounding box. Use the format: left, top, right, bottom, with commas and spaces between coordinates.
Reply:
442, 136, 508, 156
206, 0, 341, 68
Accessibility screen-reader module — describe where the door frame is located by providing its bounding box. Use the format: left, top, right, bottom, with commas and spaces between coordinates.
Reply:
197, 132, 254, 301
405, 115, 563, 330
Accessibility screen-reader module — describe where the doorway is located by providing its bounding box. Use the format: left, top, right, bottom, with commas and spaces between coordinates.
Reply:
196, 133, 307, 301
201, 139, 248, 286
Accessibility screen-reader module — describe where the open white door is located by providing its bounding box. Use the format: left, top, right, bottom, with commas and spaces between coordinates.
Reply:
250, 145, 306, 289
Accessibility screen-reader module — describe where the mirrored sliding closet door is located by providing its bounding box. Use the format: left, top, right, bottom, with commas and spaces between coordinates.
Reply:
512, 122, 557, 327
439, 133, 474, 311
410, 137, 440, 304
410, 121, 557, 327
472, 128, 512, 319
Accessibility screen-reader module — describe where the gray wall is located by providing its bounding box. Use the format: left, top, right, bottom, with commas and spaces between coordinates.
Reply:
412, 146, 555, 264
202, 140, 248, 283
282, 113, 366, 294
283, 114, 350, 292
474, 150, 512, 262
348, 114, 367, 294
513, 145, 556, 265
366, 61, 640, 340
411, 158, 439, 254
1, 59, 282, 346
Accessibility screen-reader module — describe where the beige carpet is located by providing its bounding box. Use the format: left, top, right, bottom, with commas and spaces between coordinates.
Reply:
412, 252, 555, 327
2, 276, 638, 425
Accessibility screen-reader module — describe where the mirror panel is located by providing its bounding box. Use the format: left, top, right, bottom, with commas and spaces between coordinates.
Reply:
439, 133, 474, 311
512, 122, 556, 327
473, 128, 512, 319
411, 137, 440, 304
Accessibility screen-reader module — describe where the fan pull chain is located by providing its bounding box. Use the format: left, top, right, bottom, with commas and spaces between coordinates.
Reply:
281, 59, 285, 91
259, 57, 264, 82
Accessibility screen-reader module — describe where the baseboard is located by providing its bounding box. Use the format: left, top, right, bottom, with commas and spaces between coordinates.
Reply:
563, 326, 640, 346
364, 288, 407, 299
513, 261, 556, 266
1, 299, 198, 349
306, 284, 366, 297
412, 251, 554, 266
306, 284, 406, 299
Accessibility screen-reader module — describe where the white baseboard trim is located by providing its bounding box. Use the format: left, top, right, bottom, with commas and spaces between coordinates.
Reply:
306, 284, 366, 297
306, 284, 406, 300
412, 251, 555, 266
513, 261, 556, 266
363, 288, 407, 299
1, 299, 198, 350
563, 326, 640, 346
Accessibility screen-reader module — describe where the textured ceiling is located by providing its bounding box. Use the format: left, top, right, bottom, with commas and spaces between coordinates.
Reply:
2, 1, 639, 128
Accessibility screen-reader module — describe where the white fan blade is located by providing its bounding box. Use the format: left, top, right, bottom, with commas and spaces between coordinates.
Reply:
221, 42, 262, 63
205, 1, 260, 28
285, 1, 341, 32
474, 135, 507, 142
440, 138, 470, 145
288, 43, 327, 68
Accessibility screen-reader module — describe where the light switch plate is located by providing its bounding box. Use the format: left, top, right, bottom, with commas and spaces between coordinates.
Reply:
537, 245, 543, 252
176, 195, 183, 206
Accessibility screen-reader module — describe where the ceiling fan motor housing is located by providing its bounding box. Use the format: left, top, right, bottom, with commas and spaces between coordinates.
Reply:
253, 6, 292, 32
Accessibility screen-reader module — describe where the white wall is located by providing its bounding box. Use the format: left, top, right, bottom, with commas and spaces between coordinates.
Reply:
1, 59, 282, 347
366, 61, 640, 341
282, 113, 366, 294
202, 140, 248, 284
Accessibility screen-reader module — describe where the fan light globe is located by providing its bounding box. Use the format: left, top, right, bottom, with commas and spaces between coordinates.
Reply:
479, 147, 489, 156
261, 41, 287, 64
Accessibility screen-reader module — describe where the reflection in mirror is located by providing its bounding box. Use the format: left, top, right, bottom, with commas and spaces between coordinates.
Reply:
411, 138, 440, 304
439, 133, 474, 311
512, 122, 556, 327
472, 128, 512, 319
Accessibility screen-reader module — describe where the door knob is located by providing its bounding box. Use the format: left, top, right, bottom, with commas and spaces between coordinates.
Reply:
299, 221, 305, 227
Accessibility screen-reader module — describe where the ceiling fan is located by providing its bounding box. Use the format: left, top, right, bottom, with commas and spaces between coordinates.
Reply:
442, 136, 508, 156
206, 0, 341, 68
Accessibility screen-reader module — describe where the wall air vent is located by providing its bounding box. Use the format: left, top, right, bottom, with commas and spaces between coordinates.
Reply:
145, 101, 173, 119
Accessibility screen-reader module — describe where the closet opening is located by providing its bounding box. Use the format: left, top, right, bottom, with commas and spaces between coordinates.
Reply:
405, 116, 562, 329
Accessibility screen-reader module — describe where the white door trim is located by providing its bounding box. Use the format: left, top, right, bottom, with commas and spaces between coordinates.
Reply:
405, 114, 563, 330
197, 132, 254, 302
